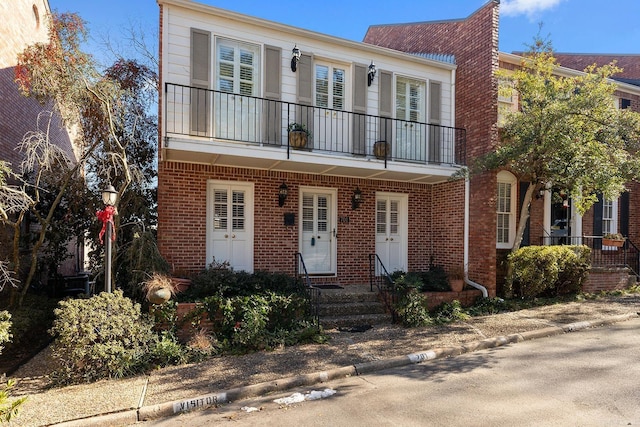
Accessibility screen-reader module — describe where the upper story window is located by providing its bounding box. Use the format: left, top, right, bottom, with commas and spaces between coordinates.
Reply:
496, 171, 517, 249
216, 38, 260, 96
396, 77, 424, 122
498, 78, 517, 127
602, 197, 618, 235
315, 63, 345, 110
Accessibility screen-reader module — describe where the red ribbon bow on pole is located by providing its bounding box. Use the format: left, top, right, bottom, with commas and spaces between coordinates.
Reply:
96, 205, 117, 244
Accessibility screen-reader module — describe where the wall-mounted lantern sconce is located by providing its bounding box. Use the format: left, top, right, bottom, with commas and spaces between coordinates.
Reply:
367, 61, 377, 86
535, 187, 545, 199
291, 45, 301, 72
351, 187, 363, 210
278, 182, 289, 207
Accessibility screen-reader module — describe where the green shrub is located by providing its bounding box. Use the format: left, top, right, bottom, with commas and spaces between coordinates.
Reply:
419, 265, 450, 292
0, 311, 11, 354
391, 267, 450, 292
395, 289, 432, 327
432, 300, 470, 324
149, 331, 187, 367
507, 245, 591, 299
467, 297, 508, 316
49, 290, 157, 385
180, 262, 301, 300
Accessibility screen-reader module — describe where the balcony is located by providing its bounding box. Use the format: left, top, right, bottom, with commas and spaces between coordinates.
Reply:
163, 83, 466, 183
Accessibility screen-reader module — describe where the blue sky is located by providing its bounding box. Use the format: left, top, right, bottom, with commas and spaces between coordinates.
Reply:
48, 0, 639, 58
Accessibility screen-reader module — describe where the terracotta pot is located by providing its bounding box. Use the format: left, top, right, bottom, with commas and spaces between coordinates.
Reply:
288, 131, 308, 149
148, 287, 172, 305
374, 141, 390, 160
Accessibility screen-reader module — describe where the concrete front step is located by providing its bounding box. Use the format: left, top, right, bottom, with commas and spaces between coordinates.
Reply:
312, 283, 392, 328
320, 313, 393, 329
319, 301, 386, 317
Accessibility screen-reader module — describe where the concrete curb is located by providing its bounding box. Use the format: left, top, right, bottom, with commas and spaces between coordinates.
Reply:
53, 312, 639, 426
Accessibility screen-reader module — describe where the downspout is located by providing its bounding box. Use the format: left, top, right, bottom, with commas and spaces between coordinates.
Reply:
464, 177, 488, 298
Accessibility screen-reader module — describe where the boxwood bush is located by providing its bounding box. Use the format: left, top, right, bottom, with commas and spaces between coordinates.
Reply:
506, 245, 591, 298
49, 290, 158, 385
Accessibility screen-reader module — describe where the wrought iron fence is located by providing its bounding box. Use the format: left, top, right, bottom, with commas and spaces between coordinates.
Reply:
165, 83, 466, 166
369, 253, 398, 322
295, 253, 320, 326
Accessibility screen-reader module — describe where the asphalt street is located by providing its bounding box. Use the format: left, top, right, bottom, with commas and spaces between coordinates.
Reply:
142, 318, 640, 426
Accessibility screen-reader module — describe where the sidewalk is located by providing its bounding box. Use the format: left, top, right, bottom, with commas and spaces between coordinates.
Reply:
9, 295, 640, 426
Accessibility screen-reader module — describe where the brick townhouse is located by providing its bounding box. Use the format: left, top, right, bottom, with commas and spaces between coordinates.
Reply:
365, 0, 640, 292
157, 0, 639, 297
156, 0, 481, 295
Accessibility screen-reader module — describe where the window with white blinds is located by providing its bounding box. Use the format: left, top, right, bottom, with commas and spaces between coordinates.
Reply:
216, 38, 260, 96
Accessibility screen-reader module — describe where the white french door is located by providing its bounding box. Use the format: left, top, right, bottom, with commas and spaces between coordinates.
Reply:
206, 181, 254, 272
215, 38, 260, 142
314, 63, 348, 152
375, 193, 408, 273
395, 77, 425, 162
300, 188, 337, 274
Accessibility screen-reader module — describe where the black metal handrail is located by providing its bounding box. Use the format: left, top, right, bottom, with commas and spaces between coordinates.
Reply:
295, 252, 320, 326
164, 83, 466, 166
540, 235, 640, 278
368, 254, 398, 322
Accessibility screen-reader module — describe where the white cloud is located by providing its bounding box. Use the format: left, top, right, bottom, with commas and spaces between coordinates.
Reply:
501, 0, 565, 17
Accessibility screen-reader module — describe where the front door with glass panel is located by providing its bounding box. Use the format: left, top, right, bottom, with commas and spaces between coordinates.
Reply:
375, 193, 408, 273
300, 189, 336, 274
215, 38, 260, 142
207, 181, 254, 272
315, 63, 347, 152
396, 77, 425, 162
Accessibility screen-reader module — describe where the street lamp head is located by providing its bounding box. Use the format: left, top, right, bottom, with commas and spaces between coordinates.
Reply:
102, 185, 118, 206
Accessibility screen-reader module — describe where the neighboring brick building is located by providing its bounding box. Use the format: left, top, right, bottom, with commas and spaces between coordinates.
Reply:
364, 0, 501, 294
1, 0, 79, 278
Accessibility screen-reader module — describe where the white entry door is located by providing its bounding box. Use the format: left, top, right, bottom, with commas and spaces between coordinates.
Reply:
206, 181, 254, 272
300, 188, 336, 274
375, 193, 408, 273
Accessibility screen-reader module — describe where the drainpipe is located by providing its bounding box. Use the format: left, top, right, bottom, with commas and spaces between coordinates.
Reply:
464, 177, 489, 298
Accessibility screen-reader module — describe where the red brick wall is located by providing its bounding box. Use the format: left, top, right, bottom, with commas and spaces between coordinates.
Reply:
582, 268, 631, 293
363, 0, 500, 295
157, 161, 466, 285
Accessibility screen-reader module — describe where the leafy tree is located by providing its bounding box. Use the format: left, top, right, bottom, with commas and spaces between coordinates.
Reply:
4, 12, 159, 305
473, 37, 640, 252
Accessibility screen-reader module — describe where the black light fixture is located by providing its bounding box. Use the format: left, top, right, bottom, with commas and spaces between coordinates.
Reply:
367, 61, 377, 86
291, 45, 301, 72
351, 187, 363, 210
101, 184, 118, 206
536, 187, 545, 199
278, 182, 289, 207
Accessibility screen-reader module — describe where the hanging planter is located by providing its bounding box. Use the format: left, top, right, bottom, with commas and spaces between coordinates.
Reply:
287, 123, 311, 149
374, 141, 390, 160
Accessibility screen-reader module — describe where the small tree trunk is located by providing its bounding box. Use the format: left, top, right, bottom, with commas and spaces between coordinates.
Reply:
505, 182, 537, 292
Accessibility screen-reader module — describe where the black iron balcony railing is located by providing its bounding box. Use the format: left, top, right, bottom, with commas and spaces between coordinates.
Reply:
164, 83, 466, 166
541, 235, 640, 278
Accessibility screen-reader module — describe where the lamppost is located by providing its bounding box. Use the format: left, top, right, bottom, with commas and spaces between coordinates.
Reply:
98, 185, 118, 293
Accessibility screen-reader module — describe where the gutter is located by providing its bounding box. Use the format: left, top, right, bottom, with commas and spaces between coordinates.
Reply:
464, 177, 489, 298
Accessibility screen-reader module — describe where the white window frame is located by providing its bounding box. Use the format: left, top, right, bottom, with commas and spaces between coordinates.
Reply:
215, 37, 261, 96
314, 61, 348, 110
602, 197, 619, 236
496, 171, 517, 249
